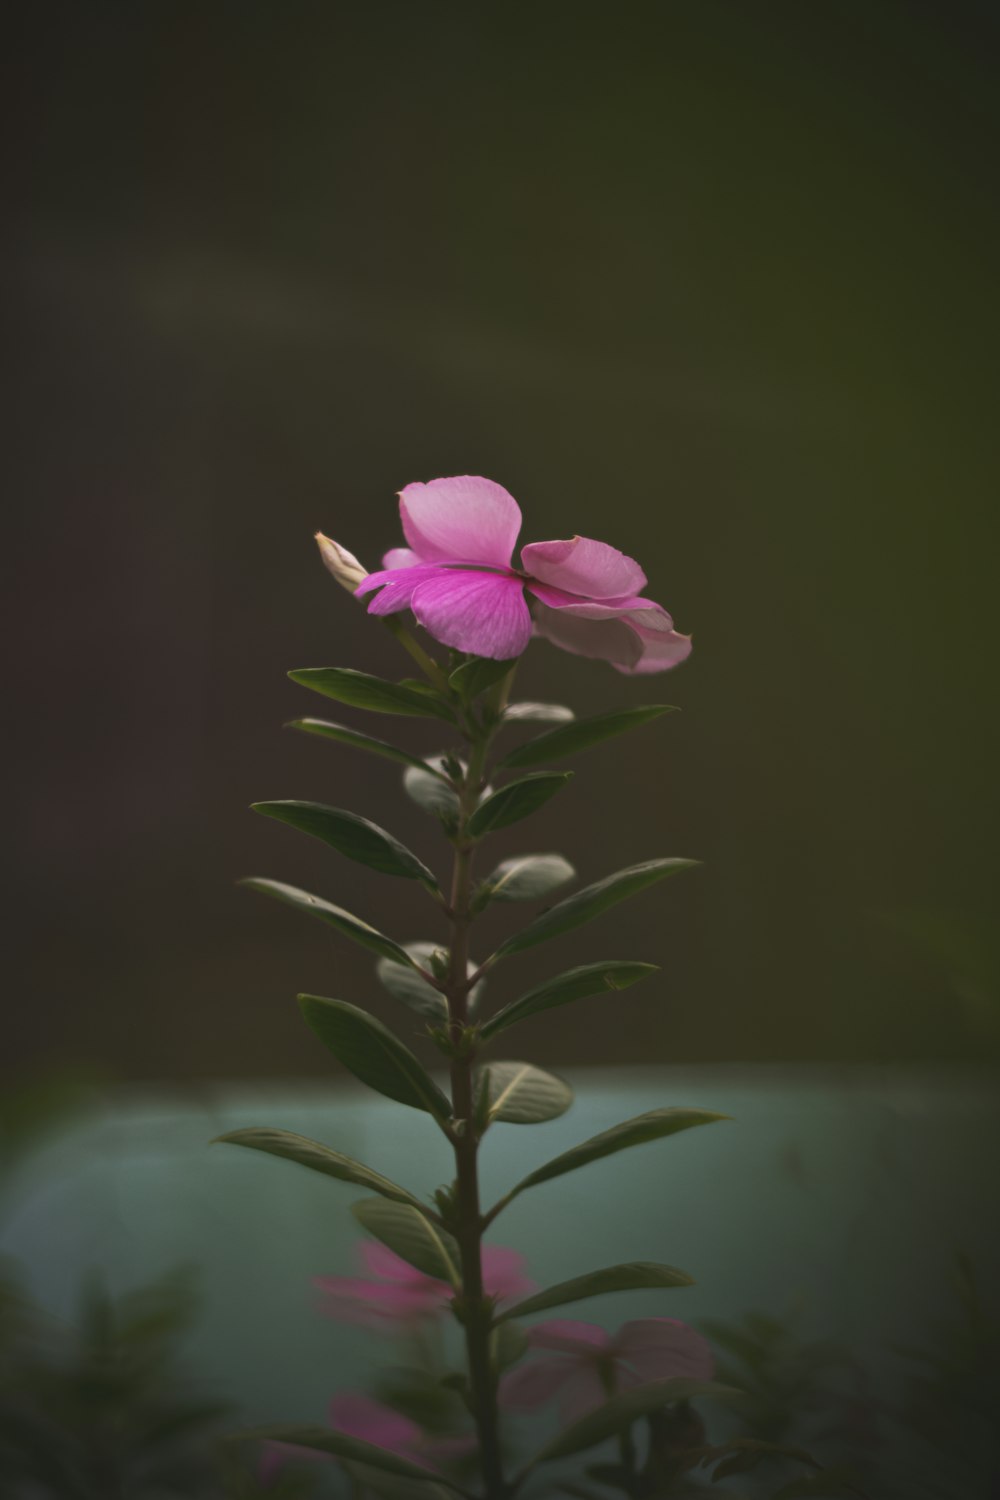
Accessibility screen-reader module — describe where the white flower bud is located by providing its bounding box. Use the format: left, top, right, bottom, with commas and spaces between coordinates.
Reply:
314, 532, 368, 594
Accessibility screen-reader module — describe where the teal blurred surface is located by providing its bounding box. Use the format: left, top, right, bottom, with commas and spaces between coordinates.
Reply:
2, 1067, 996, 1425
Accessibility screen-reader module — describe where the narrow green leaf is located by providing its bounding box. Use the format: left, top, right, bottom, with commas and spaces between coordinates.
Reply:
449, 656, 518, 698
298, 995, 452, 1120
529, 1378, 743, 1464
289, 667, 456, 722
240, 878, 420, 967
213, 1128, 427, 1211
500, 704, 677, 769
231, 1424, 452, 1485
287, 718, 451, 779
352, 1198, 461, 1285
477, 1062, 574, 1125
500, 1107, 729, 1205
403, 758, 462, 821
479, 962, 657, 1042
504, 702, 575, 722
252, 801, 440, 890
376, 942, 484, 1023
476, 853, 575, 906
490, 859, 698, 962
468, 772, 572, 838
498, 1262, 694, 1323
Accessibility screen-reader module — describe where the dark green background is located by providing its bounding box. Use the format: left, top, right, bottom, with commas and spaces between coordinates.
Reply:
7, 1, 999, 1081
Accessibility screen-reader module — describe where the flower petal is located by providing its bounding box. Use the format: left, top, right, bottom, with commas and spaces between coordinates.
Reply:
400, 476, 522, 567
360, 1242, 438, 1284
521, 536, 646, 600
356, 562, 447, 616
614, 623, 693, 675
481, 1246, 537, 1304
312, 1274, 445, 1324
525, 1319, 612, 1355
329, 1394, 426, 1458
499, 1355, 578, 1411
611, 1318, 715, 1383
531, 599, 645, 669
411, 570, 532, 659
382, 547, 422, 569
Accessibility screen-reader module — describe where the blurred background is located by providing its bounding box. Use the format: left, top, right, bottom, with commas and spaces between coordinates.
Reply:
3, 4, 999, 1493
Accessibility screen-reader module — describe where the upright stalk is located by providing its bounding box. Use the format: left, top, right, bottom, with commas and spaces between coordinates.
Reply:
445, 724, 507, 1500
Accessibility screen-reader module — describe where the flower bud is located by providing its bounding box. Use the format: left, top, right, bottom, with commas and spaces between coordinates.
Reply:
314, 532, 368, 593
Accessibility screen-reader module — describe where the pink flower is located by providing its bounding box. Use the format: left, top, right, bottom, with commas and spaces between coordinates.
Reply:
500, 1317, 714, 1424
354, 476, 692, 672
314, 1242, 535, 1328
259, 1392, 473, 1485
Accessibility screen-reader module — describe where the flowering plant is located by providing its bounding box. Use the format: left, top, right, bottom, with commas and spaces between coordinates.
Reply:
220, 477, 804, 1497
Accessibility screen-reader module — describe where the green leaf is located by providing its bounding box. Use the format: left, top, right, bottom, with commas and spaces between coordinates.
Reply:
403, 758, 462, 821
504, 702, 575, 722
376, 942, 484, 1023
231, 1424, 454, 1485
252, 801, 440, 891
288, 667, 456, 722
491, 1319, 529, 1372
298, 995, 452, 1120
213, 1128, 427, 1211
529, 1378, 742, 1464
476, 853, 575, 907
498, 1262, 694, 1323
500, 704, 677, 769
468, 772, 572, 838
448, 656, 517, 698
240, 878, 420, 967
352, 1198, 461, 1284
476, 1062, 574, 1125
498, 1107, 728, 1207
287, 718, 452, 778
490, 859, 698, 962
479, 961, 658, 1041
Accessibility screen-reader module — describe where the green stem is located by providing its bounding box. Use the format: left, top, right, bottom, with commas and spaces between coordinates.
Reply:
446, 724, 507, 1500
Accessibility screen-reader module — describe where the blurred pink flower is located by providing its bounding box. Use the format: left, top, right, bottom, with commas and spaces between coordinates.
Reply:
314, 1241, 534, 1328
500, 1317, 714, 1424
259, 1392, 474, 1486
354, 476, 692, 671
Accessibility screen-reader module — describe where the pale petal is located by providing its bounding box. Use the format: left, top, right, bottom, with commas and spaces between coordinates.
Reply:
612, 1318, 714, 1384
356, 562, 447, 615
614, 624, 693, 675
499, 1355, 577, 1411
329, 1394, 425, 1457
361, 1243, 435, 1284
411, 570, 532, 659
526, 1319, 611, 1355
531, 599, 645, 669
312, 1274, 444, 1324
481, 1246, 537, 1304
400, 476, 521, 566
521, 535, 646, 599
555, 1365, 610, 1422
383, 547, 422, 569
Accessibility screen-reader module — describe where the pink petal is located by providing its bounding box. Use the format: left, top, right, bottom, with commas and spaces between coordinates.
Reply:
400, 476, 522, 567
355, 562, 447, 616
258, 1439, 332, 1484
531, 599, 645, 669
526, 1319, 612, 1355
382, 547, 422, 569
554, 1364, 612, 1423
498, 1355, 578, 1411
360, 1243, 437, 1284
410, 570, 532, 659
329, 1393, 425, 1458
481, 1246, 537, 1304
312, 1274, 445, 1325
611, 1318, 715, 1384
521, 536, 646, 600
614, 623, 693, 675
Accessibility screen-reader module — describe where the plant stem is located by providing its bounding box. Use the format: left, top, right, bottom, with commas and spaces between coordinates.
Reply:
446, 725, 507, 1500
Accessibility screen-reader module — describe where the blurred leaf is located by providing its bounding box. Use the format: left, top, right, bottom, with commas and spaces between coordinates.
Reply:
376, 943, 484, 1023
252, 801, 440, 891
477, 1062, 574, 1125
500, 705, 677, 769
213, 1128, 427, 1210
498, 1108, 729, 1208
298, 996, 452, 1120
352, 1199, 460, 1284
288, 667, 456, 722
468, 772, 572, 837
479, 961, 658, 1041
476, 853, 575, 907
449, 656, 517, 698
231, 1424, 454, 1484
240, 878, 419, 967
499, 1262, 694, 1322
491, 1320, 529, 1371
286, 718, 450, 778
490, 859, 699, 961
404, 758, 462, 821
529, 1378, 742, 1463
503, 702, 575, 722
